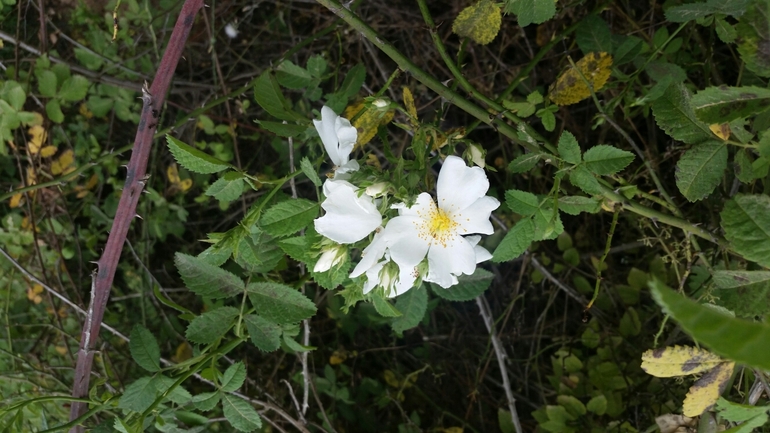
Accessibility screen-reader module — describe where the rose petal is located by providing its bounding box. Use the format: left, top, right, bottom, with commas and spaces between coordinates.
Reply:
425, 236, 477, 288
437, 156, 490, 213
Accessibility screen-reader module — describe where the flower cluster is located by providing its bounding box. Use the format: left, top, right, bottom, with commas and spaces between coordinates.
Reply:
312, 106, 499, 298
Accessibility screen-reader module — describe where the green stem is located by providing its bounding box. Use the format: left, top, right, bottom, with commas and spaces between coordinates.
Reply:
586, 207, 620, 310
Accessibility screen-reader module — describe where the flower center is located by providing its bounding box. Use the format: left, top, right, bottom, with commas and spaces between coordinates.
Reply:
425, 205, 458, 247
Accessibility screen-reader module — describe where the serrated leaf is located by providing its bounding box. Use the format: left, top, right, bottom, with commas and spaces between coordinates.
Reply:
235, 229, 284, 274
652, 82, 713, 144
712, 270, 770, 288
260, 198, 319, 237
682, 361, 735, 417
185, 307, 239, 345
712, 270, 770, 318
221, 362, 247, 392
569, 165, 603, 195
557, 131, 581, 164
508, 152, 541, 173
548, 52, 613, 106
118, 377, 155, 412
338, 63, 366, 99
721, 194, 770, 267
391, 287, 428, 333
300, 157, 322, 187
641, 345, 725, 377
244, 314, 282, 351
372, 295, 402, 317
253, 70, 298, 121
505, 189, 539, 216
504, 0, 555, 27
257, 120, 307, 137
430, 268, 493, 301
275, 60, 313, 89
649, 279, 770, 371
692, 85, 770, 124
558, 195, 601, 215
129, 325, 161, 372
58, 75, 90, 102
246, 282, 317, 324
675, 141, 727, 201
46, 99, 64, 124
583, 145, 634, 175
192, 391, 221, 411
737, 0, 770, 77
153, 374, 192, 405
586, 395, 607, 415
278, 236, 312, 263
222, 394, 262, 432
452, 0, 502, 45
735, 149, 758, 183
575, 15, 612, 54
492, 218, 534, 262
716, 397, 770, 423
37, 70, 57, 98
166, 135, 231, 174
307, 55, 327, 78
174, 253, 244, 299
206, 175, 245, 202
532, 204, 564, 241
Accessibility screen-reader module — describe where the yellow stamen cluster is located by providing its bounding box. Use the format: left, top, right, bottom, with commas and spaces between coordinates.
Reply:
414, 201, 459, 248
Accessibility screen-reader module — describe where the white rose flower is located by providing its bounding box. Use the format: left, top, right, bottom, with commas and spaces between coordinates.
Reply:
313, 105, 359, 177
314, 180, 382, 244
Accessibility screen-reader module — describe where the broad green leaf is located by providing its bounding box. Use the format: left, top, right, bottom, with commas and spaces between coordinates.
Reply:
253, 70, 297, 121
452, 0, 501, 45
666, 0, 749, 22
338, 63, 366, 99
734, 149, 758, 183
36, 70, 57, 98
575, 15, 612, 54
737, 0, 770, 77
652, 83, 712, 144
391, 287, 428, 334
307, 55, 327, 78
46, 99, 64, 124
721, 194, 770, 267
129, 325, 160, 372
613, 36, 644, 65
532, 204, 564, 240
1, 81, 27, 110
712, 270, 770, 317
649, 279, 770, 371
557, 395, 587, 417
430, 268, 494, 302
558, 195, 601, 215
675, 141, 727, 202
257, 120, 307, 137
300, 156, 322, 187
192, 391, 221, 411
504, 0, 555, 27
246, 282, 317, 324
692, 85, 770, 123
502, 100, 536, 118
619, 307, 641, 337
166, 135, 231, 174
260, 198, 318, 237
569, 165, 603, 195
58, 75, 90, 102
278, 236, 312, 263
222, 394, 262, 432
206, 174, 245, 202
505, 189, 539, 216
118, 377, 155, 412
174, 252, 244, 299
221, 362, 247, 392
508, 152, 541, 173
712, 270, 770, 288
244, 314, 282, 352
235, 229, 283, 274
716, 397, 770, 424
492, 218, 534, 262
185, 307, 239, 345
557, 131, 581, 164
583, 145, 634, 175
716, 17, 738, 43
586, 395, 607, 415
275, 60, 313, 89
372, 295, 402, 317
152, 375, 192, 405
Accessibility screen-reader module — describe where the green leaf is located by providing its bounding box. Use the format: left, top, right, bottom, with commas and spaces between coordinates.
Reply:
675, 141, 727, 202
586, 395, 608, 415
649, 279, 770, 371
532, 204, 564, 241
716, 17, 738, 43
338, 63, 366, 99
275, 60, 313, 89
222, 394, 262, 432
557, 131, 581, 164
118, 377, 155, 412
244, 314, 282, 351
692, 85, 770, 123
504, 0, 556, 27
619, 307, 641, 337
246, 282, 317, 324
372, 295, 402, 317
307, 55, 328, 78
300, 156, 322, 187
185, 307, 239, 345
391, 287, 428, 334
502, 100, 536, 118
508, 152, 541, 173
235, 228, 283, 274
569, 165, 603, 195
613, 36, 644, 65
557, 395, 587, 417
666, 0, 748, 22
282, 333, 314, 352
260, 198, 319, 237
735, 149, 759, 183
58, 75, 90, 102
153, 375, 192, 405
221, 362, 247, 392
192, 391, 221, 411
278, 236, 312, 263
583, 145, 635, 175
713, 270, 770, 288
737, 0, 770, 77
721, 194, 770, 267
174, 252, 244, 299
166, 135, 231, 174
712, 270, 770, 318
257, 120, 308, 137
716, 397, 769, 423
46, 99, 64, 124
652, 83, 713, 144
1, 80, 27, 110
129, 325, 160, 372
430, 268, 494, 302
575, 15, 612, 54
36, 70, 58, 98
452, 0, 502, 45
505, 189, 539, 216
492, 218, 534, 262
206, 174, 245, 202
253, 70, 298, 121
557, 195, 601, 215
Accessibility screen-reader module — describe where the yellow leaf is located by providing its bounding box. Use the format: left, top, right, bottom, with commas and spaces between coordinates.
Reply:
682, 361, 734, 417
403, 87, 418, 127
55, 345, 68, 355
452, 0, 501, 45
548, 52, 613, 106
167, 163, 181, 183
344, 101, 395, 147
26, 166, 37, 187
27, 284, 44, 304
79, 102, 94, 119
85, 174, 99, 190
179, 179, 192, 192
40, 146, 58, 158
172, 342, 193, 363
709, 123, 730, 141
9, 193, 23, 208
51, 150, 74, 175
329, 350, 348, 365
443, 428, 463, 433
641, 345, 724, 378
383, 370, 400, 388
27, 125, 47, 154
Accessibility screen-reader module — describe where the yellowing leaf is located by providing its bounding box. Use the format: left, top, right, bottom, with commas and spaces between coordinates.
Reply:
27, 125, 47, 154
452, 0, 502, 45
329, 350, 348, 365
26, 166, 38, 187
9, 192, 23, 208
344, 101, 394, 147
27, 284, 44, 304
167, 163, 192, 193
51, 150, 75, 175
383, 370, 401, 388
172, 342, 193, 363
40, 146, 58, 158
55, 345, 68, 355
548, 52, 613, 106
709, 123, 731, 140
79, 102, 94, 119
403, 87, 418, 128
641, 345, 724, 377
682, 361, 734, 417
